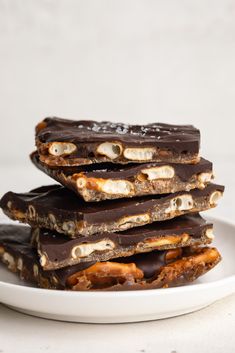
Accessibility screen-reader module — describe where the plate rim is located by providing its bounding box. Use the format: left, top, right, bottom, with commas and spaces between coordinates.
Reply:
0, 215, 235, 298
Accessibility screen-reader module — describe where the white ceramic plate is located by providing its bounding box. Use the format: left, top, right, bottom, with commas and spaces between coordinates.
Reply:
0, 216, 235, 323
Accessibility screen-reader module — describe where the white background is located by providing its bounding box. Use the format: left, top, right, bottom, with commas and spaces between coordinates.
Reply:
0, 1, 234, 352
0, 0, 235, 166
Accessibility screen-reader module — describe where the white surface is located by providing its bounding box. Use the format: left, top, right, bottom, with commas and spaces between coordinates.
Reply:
1, 1, 235, 165
0, 217, 235, 324
0, 295, 234, 353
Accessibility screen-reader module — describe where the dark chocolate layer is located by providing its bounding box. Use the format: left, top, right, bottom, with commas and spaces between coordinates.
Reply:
0, 224, 31, 244
36, 118, 200, 153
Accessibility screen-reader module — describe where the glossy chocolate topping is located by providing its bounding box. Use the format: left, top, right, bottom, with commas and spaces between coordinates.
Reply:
0, 224, 31, 244
0, 225, 40, 271
115, 251, 168, 278
36, 117, 200, 153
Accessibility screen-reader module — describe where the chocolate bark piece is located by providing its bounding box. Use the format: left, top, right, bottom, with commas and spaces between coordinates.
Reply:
36, 118, 200, 166
0, 224, 221, 291
31, 151, 213, 202
0, 183, 224, 237
33, 214, 214, 270
0, 224, 94, 288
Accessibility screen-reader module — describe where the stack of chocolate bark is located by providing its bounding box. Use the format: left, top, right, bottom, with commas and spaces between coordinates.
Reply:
0, 118, 224, 291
